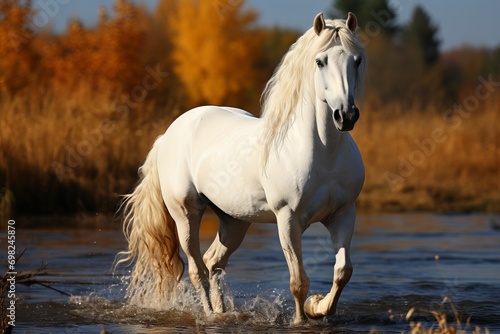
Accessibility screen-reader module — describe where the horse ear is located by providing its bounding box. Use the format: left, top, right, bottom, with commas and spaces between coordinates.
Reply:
346, 12, 358, 33
314, 13, 326, 36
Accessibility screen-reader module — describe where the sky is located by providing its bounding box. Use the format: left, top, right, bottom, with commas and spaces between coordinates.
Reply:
42, 0, 500, 51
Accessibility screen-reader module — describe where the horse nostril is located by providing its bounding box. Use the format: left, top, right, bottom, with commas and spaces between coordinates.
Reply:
347, 110, 356, 121
334, 109, 341, 121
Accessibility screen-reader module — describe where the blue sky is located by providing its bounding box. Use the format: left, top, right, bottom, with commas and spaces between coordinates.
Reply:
44, 0, 500, 51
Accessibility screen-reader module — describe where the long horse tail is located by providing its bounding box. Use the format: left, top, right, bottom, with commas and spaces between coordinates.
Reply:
116, 136, 184, 306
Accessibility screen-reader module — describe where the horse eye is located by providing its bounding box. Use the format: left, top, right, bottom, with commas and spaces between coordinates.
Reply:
354, 57, 362, 67
316, 59, 324, 68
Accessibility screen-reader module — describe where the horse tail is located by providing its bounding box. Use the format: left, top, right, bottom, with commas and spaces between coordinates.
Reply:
116, 136, 184, 306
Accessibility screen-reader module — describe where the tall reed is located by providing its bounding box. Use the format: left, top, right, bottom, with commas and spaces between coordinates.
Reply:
0, 83, 176, 215
353, 95, 500, 212
0, 85, 498, 215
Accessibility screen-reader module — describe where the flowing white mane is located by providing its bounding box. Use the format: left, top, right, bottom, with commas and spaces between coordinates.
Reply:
260, 17, 367, 163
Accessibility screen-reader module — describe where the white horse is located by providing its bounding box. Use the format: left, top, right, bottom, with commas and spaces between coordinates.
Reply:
118, 12, 367, 324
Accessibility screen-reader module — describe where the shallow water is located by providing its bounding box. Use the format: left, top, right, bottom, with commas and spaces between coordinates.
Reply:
7, 213, 500, 333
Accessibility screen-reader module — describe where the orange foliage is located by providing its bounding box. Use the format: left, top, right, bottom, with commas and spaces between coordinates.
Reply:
42, 0, 146, 91
168, 0, 261, 106
0, 0, 35, 92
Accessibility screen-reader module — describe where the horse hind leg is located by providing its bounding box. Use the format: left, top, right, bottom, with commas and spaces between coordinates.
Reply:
165, 194, 212, 314
203, 212, 251, 313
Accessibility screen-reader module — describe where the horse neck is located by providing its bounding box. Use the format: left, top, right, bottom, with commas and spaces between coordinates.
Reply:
286, 98, 344, 157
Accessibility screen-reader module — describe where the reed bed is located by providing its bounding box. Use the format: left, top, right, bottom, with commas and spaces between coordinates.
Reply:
0, 84, 176, 215
1, 86, 499, 215
353, 96, 500, 213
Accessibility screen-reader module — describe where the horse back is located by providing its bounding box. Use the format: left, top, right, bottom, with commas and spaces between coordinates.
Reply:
159, 106, 271, 222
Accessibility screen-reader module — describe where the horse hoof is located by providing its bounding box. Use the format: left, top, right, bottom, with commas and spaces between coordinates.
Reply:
304, 293, 325, 319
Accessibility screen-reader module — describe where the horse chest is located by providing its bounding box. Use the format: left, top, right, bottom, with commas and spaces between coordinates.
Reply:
266, 153, 364, 224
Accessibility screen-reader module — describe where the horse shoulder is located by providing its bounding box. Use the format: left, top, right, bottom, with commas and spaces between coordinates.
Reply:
262, 133, 363, 224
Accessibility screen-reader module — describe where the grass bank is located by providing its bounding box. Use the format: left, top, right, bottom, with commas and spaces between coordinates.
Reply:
0, 84, 176, 215
353, 96, 500, 213
1, 88, 499, 216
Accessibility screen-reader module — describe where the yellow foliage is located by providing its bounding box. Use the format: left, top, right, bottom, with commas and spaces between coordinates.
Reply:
169, 0, 260, 106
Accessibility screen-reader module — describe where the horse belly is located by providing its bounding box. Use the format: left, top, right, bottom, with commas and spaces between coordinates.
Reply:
209, 188, 275, 224
195, 153, 274, 223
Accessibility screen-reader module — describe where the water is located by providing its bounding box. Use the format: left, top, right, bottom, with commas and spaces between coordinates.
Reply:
7, 213, 500, 333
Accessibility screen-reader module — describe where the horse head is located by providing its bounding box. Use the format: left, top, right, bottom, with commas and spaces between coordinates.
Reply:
313, 12, 366, 131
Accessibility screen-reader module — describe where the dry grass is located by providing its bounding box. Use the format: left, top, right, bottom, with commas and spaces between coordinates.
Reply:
353, 96, 500, 213
0, 84, 499, 215
400, 298, 490, 334
0, 83, 176, 215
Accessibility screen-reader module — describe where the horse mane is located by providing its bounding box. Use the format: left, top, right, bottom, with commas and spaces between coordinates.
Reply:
259, 17, 367, 164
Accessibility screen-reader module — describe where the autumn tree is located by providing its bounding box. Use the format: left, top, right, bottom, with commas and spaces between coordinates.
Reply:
146, 0, 184, 104
0, 0, 36, 93
43, 0, 146, 92
95, 0, 146, 90
152, 0, 177, 64
168, 0, 261, 107
42, 18, 92, 87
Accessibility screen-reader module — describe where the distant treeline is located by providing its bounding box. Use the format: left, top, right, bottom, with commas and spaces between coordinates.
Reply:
1, 0, 499, 216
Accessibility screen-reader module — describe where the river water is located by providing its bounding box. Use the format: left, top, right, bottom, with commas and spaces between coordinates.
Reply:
8, 213, 500, 333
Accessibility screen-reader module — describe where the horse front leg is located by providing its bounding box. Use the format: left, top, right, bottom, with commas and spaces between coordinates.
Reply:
276, 209, 310, 324
304, 205, 356, 319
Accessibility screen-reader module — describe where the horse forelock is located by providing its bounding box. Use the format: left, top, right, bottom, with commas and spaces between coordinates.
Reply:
259, 18, 366, 165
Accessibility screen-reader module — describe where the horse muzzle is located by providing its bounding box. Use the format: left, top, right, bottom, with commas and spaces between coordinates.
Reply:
333, 106, 359, 131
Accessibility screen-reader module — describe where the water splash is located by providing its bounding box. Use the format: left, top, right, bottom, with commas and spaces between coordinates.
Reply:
68, 271, 294, 329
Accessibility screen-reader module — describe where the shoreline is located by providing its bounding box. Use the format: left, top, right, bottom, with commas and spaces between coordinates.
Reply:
6, 205, 499, 230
